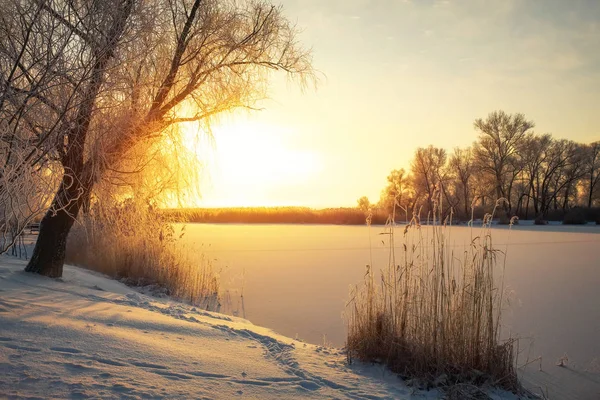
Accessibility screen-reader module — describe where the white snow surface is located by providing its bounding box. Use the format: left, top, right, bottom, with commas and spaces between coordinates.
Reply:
0, 257, 522, 400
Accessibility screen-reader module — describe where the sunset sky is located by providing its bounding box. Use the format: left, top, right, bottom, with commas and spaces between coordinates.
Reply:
192, 0, 600, 208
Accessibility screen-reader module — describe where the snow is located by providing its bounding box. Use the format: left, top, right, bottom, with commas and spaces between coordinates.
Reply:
0, 256, 521, 399
181, 223, 600, 399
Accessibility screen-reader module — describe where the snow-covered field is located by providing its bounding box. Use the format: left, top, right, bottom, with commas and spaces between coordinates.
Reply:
2, 222, 598, 399
0, 256, 523, 399
181, 223, 600, 400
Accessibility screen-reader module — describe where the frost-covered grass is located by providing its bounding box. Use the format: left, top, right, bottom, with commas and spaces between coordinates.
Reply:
346, 200, 519, 392
66, 201, 219, 309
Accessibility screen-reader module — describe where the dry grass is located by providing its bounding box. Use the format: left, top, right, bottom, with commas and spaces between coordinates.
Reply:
66, 200, 220, 310
162, 206, 389, 225
346, 196, 519, 393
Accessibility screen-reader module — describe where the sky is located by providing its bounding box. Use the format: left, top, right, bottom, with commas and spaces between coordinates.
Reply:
190, 0, 600, 208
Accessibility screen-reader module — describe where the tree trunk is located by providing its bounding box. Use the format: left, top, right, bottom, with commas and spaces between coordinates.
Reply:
533, 181, 540, 216
540, 192, 547, 217
25, 175, 85, 277
463, 186, 469, 220
562, 186, 570, 211
506, 180, 514, 214
515, 195, 522, 218
589, 175, 594, 208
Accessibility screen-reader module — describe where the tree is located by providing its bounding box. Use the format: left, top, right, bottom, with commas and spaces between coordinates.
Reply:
356, 196, 370, 214
448, 147, 474, 218
1, 0, 313, 277
410, 146, 447, 217
528, 139, 583, 217
473, 111, 534, 213
583, 141, 600, 207
558, 143, 586, 211
520, 133, 553, 217
378, 168, 412, 216
0, 0, 81, 254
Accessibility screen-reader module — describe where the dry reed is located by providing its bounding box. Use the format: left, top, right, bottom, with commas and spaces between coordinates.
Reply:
66, 200, 219, 310
346, 194, 519, 392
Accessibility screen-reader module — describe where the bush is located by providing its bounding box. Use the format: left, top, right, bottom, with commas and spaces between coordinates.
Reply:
544, 209, 567, 222
67, 200, 220, 309
584, 208, 600, 224
534, 215, 547, 225
497, 210, 518, 225
470, 206, 488, 221
497, 211, 511, 225
346, 200, 518, 392
562, 208, 587, 225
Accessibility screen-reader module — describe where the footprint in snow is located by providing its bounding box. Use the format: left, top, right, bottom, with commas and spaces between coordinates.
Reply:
93, 357, 127, 367
3, 343, 42, 352
50, 347, 82, 354
130, 361, 169, 370
299, 381, 321, 391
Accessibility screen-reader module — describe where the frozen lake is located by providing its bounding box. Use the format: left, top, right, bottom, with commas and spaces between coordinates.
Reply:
181, 222, 600, 399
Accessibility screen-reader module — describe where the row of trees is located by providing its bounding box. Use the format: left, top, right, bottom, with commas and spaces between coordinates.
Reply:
0, 0, 313, 276
360, 111, 600, 221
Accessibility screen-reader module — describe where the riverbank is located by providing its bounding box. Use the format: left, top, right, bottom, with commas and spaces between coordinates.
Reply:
0, 257, 520, 399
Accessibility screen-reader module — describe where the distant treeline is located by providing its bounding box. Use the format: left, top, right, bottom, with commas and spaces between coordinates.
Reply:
160, 205, 600, 226
363, 110, 600, 224
162, 207, 389, 225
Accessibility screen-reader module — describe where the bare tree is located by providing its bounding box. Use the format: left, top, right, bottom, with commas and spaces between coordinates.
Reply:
558, 143, 585, 211
410, 146, 447, 218
473, 111, 534, 213
0, 0, 71, 254
448, 147, 474, 219
378, 168, 414, 219
520, 133, 553, 217
583, 141, 600, 208
356, 196, 371, 214
530, 139, 583, 217
1, 0, 313, 277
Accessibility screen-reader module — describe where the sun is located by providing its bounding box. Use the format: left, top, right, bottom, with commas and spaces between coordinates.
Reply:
177, 116, 322, 208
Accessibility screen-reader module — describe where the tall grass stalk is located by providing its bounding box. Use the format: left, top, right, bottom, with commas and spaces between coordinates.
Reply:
347, 194, 518, 391
67, 200, 220, 310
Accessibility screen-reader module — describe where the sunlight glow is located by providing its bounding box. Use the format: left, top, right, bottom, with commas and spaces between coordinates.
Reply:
178, 116, 322, 208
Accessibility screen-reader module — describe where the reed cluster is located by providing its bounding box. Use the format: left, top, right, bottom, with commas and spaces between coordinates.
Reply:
67, 200, 219, 310
347, 197, 518, 392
